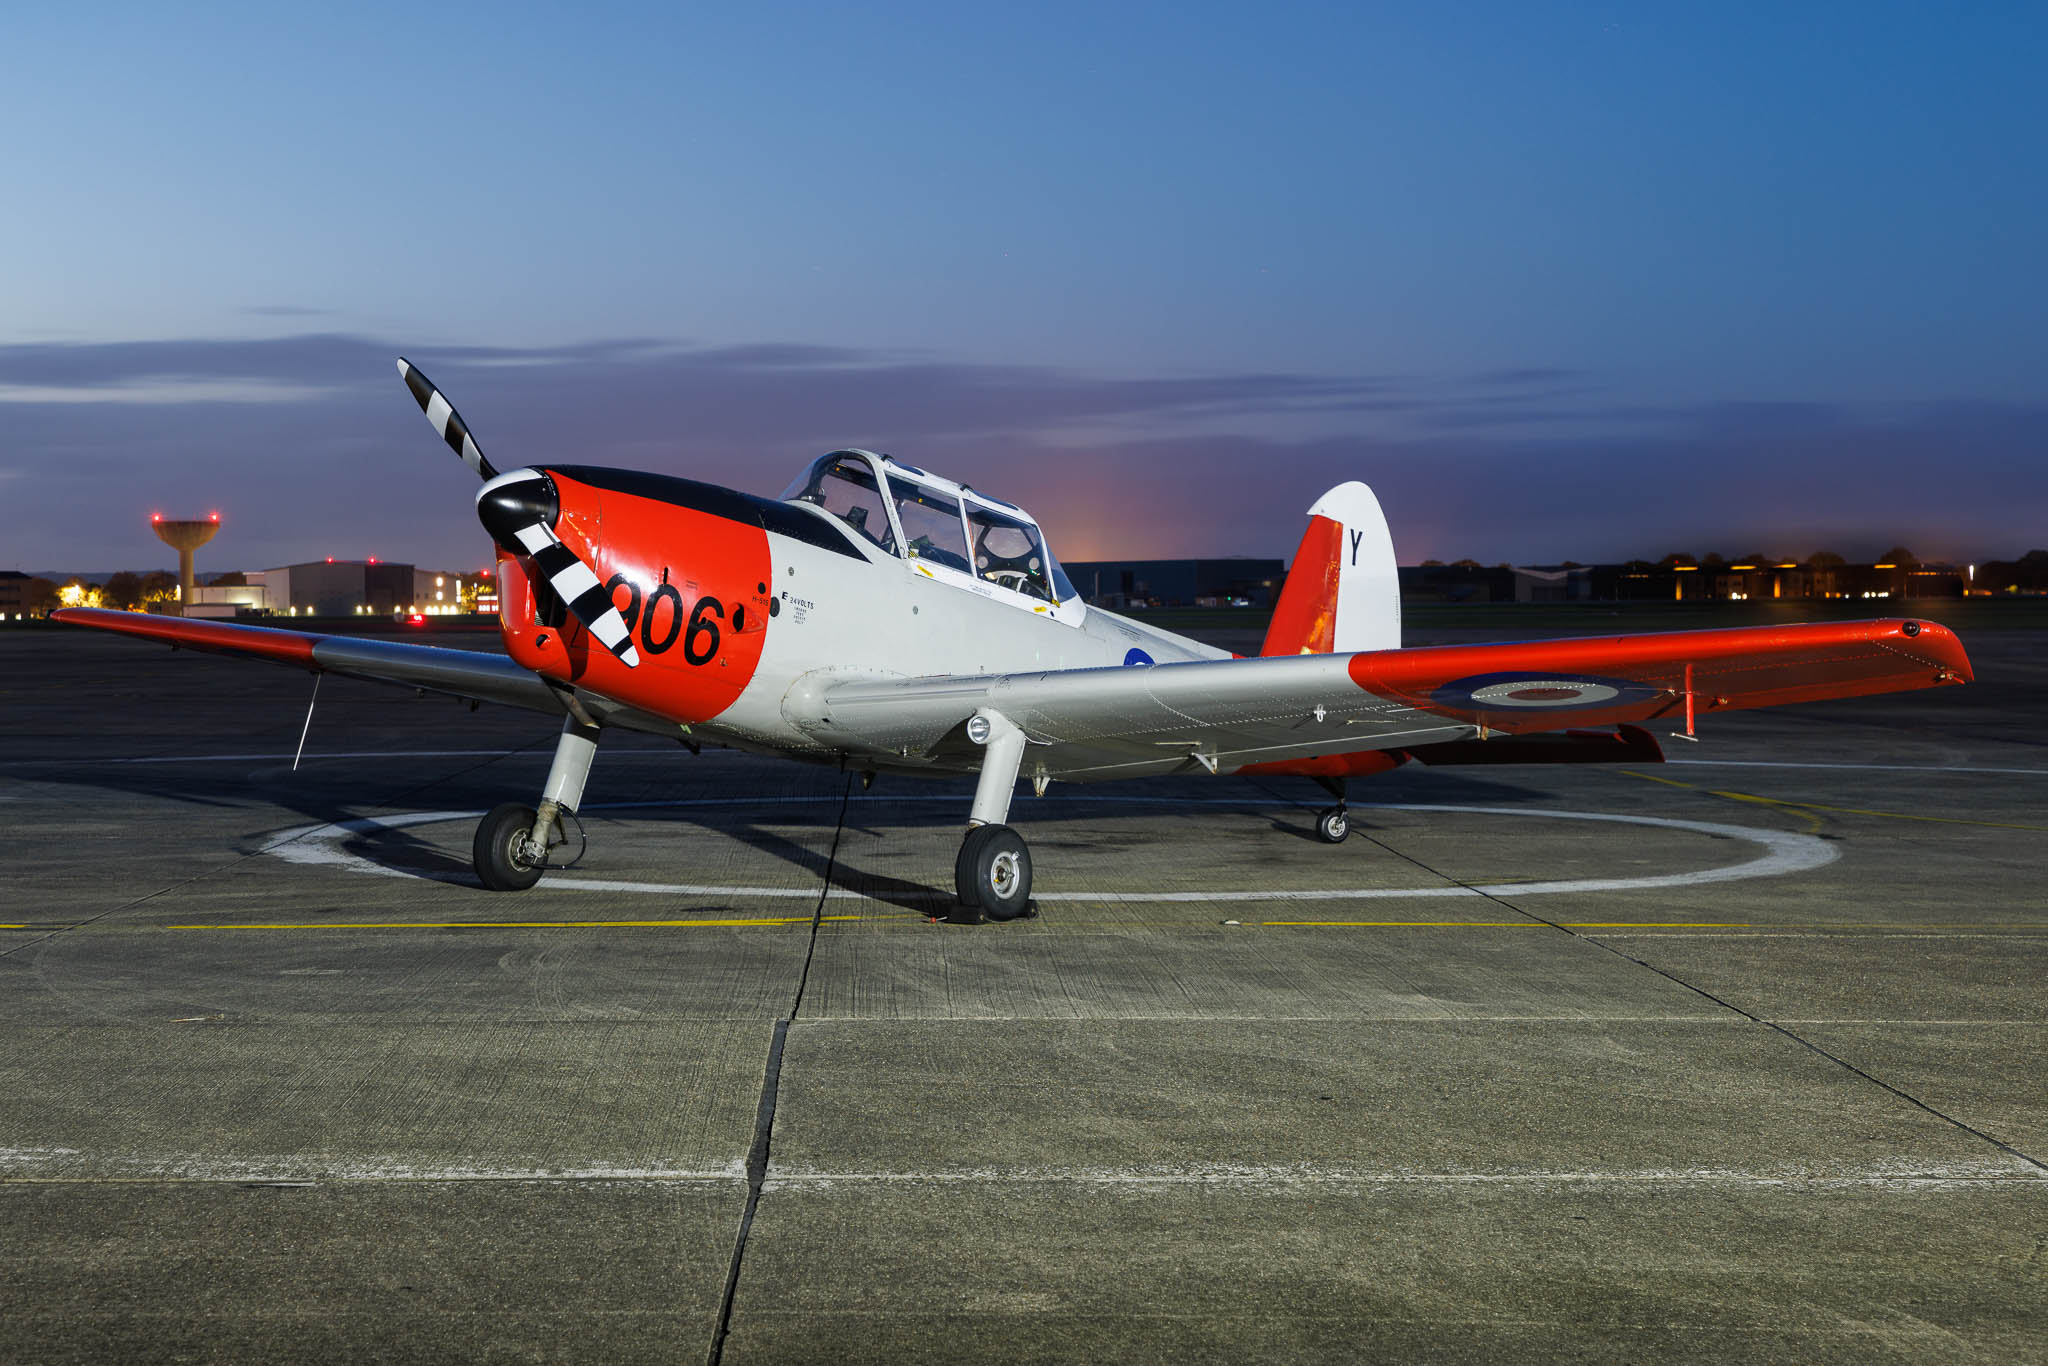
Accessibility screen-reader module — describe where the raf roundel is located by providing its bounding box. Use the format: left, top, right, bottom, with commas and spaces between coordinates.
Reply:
1431, 671, 1664, 712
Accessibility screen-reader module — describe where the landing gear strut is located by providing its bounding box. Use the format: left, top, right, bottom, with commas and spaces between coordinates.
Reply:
473, 716, 600, 891
1314, 776, 1349, 845
950, 709, 1034, 922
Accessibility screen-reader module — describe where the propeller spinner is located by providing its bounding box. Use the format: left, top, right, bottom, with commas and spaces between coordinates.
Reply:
397, 358, 640, 668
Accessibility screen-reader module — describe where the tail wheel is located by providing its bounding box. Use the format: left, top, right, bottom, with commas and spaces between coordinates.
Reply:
1316, 806, 1349, 844
475, 802, 546, 891
955, 823, 1034, 921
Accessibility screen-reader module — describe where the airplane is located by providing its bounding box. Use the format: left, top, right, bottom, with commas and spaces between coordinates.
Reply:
54, 359, 1974, 922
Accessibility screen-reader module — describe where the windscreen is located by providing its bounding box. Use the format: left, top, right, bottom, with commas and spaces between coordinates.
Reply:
967, 505, 1060, 602
894, 483, 971, 572
782, 454, 896, 555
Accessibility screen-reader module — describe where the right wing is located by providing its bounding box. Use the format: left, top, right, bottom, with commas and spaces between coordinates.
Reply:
811, 618, 1970, 781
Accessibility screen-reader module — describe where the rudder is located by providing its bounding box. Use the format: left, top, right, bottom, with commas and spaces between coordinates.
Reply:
1260, 481, 1400, 656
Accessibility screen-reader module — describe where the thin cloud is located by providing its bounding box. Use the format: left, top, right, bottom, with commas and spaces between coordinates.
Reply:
3, 332, 2040, 571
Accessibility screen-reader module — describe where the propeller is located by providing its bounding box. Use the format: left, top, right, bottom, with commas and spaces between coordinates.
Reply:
398, 357, 497, 481
397, 358, 640, 668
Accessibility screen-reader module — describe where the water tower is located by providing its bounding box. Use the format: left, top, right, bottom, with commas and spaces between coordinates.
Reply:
151, 513, 220, 616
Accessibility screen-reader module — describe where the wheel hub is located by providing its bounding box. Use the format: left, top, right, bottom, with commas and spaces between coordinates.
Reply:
989, 849, 1021, 898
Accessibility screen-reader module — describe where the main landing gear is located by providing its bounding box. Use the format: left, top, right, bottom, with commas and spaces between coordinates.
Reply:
949, 709, 1035, 923
473, 717, 600, 891
1314, 776, 1349, 844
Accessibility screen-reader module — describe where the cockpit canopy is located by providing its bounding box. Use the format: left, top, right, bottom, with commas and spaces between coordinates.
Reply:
780, 450, 1077, 606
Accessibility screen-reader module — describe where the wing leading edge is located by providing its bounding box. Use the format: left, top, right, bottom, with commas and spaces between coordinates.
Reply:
814, 617, 1970, 782
50, 608, 567, 716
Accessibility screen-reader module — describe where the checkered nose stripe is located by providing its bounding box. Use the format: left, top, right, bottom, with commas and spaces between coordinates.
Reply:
397, 358, 497, 481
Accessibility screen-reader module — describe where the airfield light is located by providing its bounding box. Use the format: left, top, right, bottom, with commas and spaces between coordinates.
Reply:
326, 556, 334, 563
1730, 564, 1756, 570
368, 556, 379, 564
209, 512, 219, 522
151, 513, 161, 523
1873, 563, 1896, 569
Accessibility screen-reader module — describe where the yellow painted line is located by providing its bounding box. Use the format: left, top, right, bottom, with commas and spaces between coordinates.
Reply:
1263, 921, 1537, 927
1620, 770, 1696, 790
1703, 788, 1827, 833
1618, 769, 1823, 830
169, 915, 866, 931
1260, 921, 1747, 928
1712, 790, 2048, 833
1620, 768, 2048, 833
1563, 922, 1749, 928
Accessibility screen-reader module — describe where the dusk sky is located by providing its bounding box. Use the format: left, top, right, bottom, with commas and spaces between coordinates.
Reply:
5, 1, 2044, 575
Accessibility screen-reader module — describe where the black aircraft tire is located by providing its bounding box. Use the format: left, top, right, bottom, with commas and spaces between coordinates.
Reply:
475, 802, 546, 892
954, 825, 996, 909
967, 824, 1033, 921
1316, 807, 1349, 844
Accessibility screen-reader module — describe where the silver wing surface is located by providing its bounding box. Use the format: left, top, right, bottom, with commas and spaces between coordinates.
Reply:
45, 608, 687, 735
811, 618, 1972, 782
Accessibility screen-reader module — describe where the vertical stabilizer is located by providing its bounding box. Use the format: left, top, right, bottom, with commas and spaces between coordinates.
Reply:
1260, 481, 1401, 656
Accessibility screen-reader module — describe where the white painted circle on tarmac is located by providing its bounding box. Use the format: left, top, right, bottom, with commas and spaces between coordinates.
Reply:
258, 796, 1837, 902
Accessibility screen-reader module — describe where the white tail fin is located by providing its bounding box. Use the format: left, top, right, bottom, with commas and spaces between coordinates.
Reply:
1260, 480, 1401, 656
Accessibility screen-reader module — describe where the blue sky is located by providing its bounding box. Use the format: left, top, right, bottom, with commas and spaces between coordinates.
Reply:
4, 1, 2044, 571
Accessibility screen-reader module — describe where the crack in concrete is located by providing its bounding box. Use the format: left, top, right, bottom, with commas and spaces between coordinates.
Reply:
707, 772, 851, 1366
1243, 778, 2048, 1177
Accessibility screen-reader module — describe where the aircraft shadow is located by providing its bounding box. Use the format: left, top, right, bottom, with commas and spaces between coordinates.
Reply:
9, 750, 1569, 901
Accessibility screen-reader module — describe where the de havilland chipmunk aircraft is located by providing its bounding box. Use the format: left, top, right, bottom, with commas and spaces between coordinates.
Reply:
56, 360, 1974, 920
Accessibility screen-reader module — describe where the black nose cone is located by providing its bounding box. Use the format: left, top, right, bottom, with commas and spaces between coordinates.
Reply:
477, 471, 560, 550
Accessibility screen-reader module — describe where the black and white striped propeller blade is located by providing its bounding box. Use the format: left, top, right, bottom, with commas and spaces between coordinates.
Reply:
477, 468, 641, 668
397, 357, 498, 481
395, 358, 638, 670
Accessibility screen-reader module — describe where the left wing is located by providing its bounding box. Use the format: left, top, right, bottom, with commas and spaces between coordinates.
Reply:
51, 608, 569, 716
811, 618, 1970, 781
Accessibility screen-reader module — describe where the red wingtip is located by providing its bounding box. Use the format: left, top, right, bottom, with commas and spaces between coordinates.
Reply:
1897, 618, 1973, 683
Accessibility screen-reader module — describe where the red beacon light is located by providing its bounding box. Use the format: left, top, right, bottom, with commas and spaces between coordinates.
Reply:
151, 513, 162, 523
209, 511, 219, 522
326, 556, 334, 563
368, 556, 379, 564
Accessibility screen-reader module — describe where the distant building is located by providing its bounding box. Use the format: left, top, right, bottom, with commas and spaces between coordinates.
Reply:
1513, 565, 1595, 603
0, 570, 37, 619
1064, 558, 1284, 609
1399, 563, 1514, 603
1398, 559, 1966, 604
184, 561, 477, 619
